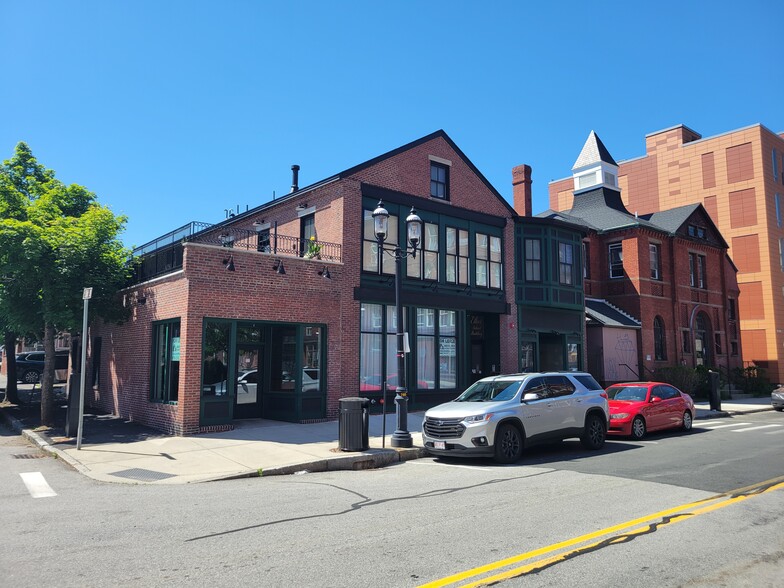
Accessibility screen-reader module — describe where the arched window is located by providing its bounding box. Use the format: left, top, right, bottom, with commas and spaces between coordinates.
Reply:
653, 316, 667, 361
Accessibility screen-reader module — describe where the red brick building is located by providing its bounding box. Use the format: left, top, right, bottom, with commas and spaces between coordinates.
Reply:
550, 123, 784, 383
539, 132, 743, 385
89, 131, 581, 435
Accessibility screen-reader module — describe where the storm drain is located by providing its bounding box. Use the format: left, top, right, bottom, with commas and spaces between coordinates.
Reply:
110, 468, 176, 482
12, 453, 46, 459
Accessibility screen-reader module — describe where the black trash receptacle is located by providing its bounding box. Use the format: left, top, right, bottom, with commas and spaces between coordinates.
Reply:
338, 397, 370, 451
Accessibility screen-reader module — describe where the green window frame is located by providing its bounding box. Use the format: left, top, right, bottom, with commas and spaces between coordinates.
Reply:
151, 319, 181, 403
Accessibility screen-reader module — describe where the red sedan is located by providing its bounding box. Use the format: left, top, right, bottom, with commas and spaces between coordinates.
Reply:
606, 382, 695, 439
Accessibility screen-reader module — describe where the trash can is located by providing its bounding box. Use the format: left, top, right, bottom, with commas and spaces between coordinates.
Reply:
338, 397, 370, 451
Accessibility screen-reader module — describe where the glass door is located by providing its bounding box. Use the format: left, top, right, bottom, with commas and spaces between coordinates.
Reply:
234, 344, 264, 419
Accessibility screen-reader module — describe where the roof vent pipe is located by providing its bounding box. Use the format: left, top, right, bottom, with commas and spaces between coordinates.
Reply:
290, 165, 300, 193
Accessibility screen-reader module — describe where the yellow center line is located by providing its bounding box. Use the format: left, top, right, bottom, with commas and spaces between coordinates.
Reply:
418, 476, 784, 588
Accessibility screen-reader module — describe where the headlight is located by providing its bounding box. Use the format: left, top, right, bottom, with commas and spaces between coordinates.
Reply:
464, 413, 492, 423
611, 413, 630, 420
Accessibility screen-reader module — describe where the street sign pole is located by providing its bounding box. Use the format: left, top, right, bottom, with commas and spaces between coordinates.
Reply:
76, 287, 92, 450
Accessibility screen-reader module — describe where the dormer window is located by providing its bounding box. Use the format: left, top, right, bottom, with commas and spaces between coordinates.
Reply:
604, 172, 617, 187
577, 172, 598, 189
688, 225, 707, 240
430, 162, 449, 200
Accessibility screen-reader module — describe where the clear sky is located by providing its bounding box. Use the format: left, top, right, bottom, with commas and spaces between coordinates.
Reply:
2, 0, 782, 249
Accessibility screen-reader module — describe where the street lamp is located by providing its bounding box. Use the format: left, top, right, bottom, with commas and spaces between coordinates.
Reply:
372, 200, 422, 448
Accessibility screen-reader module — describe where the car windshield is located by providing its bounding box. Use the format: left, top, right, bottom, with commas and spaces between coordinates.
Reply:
454, 380, 522, 402
606, 385, 648, 401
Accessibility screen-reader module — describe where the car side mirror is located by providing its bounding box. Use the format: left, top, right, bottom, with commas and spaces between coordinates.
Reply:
523, 392, 540, 402
650, 396, 662, 403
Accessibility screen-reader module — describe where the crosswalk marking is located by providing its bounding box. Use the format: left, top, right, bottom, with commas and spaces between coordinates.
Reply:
731, 424, 783, 433
698, 422, 751, 430
19, 472, 57, 498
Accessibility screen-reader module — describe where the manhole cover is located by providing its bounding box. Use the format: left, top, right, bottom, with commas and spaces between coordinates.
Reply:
110, 468, 176, 482
12, 454, 46, 459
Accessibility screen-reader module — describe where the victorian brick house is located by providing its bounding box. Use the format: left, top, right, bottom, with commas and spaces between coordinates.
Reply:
538, 132, 743, 385
89, 131, 586, 435
550, 123, 784, 383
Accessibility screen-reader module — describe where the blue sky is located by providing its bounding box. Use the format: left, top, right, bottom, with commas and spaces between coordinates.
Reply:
2, 0, 781, 249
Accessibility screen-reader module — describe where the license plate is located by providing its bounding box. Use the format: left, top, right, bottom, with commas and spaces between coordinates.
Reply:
434, 441, 446, 450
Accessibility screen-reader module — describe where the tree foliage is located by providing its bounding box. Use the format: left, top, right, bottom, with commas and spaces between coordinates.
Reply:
0, 142, 131, 425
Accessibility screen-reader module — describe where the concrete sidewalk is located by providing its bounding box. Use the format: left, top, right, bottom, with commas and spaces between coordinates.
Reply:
0, 378, 775, 485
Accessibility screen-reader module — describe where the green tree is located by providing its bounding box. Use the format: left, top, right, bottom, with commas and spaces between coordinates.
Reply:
0, 142, 131, 426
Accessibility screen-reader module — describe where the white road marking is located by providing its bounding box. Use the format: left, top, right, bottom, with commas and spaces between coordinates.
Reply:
766, 429, 784, 435
731, 424, 783, 433
409, 460, 495, 471
698, 420, 725, 426
698, 422, 751, 430
19, 472, 57, 498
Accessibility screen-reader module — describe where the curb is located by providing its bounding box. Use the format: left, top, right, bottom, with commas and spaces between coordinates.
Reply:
0, 406, 90, 475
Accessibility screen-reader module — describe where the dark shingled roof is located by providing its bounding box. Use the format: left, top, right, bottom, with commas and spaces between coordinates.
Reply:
537, 186, 662, 234
641, 204, 701, 233
585, 298, 641, 328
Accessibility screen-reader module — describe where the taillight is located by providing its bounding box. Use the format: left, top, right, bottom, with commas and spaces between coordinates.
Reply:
600, 392, 608, 399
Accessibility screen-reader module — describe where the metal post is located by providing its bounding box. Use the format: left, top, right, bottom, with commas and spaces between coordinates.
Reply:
391, 248, 413, 448
76, 287, 92, 450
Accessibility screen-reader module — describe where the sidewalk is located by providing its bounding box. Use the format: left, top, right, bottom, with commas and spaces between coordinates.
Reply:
0, 373, 775, 485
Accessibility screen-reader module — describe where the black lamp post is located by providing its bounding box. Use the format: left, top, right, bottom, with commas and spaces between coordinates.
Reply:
372, 200, 422, 448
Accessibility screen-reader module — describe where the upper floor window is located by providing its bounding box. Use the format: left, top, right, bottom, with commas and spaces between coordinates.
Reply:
582, 242, 590, 279
776, 194, 782, 227
525, 238, 541, 282
653, 316, 667, 360
688, 225, 707, 240
650, 243, 661, 280
689, 253, 707, 288
608, 243, 623, 279
300, 214, 316, 257
430, 162, 449, 200
475, 233, 502, 289
408, 222, 439, 281
728, 298, 737, 321
445, 227, 469, 285
362, 208, 397, 275
774, 149, 780, 182
779, 238, 784, 272
558, 242, 574, 285
257, 229, 270, 252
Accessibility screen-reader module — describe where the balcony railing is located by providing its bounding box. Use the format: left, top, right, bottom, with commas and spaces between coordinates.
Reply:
130, 223, 342, 284
186, 226, 342, 262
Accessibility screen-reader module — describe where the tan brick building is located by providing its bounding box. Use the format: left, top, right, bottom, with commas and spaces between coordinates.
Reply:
550, 124, 784, 384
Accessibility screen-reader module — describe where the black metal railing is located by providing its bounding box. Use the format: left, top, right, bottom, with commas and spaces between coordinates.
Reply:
186, 227, 342, 263
130, 223, 342, 284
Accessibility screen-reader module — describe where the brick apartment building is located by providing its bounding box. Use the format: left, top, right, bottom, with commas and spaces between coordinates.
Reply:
88, 131, 586, 435
540, 132, 743, 385
550, 123, 784, 384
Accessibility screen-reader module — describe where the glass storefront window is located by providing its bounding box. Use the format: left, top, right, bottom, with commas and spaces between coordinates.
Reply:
271, 325, 297, 392
202, 321, 230, 397
303, 326, 322, 392
152, 320, 180, 403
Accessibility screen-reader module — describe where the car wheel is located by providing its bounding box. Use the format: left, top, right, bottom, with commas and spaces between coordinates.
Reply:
581, 414, 607, 449
493, 424, 523, 464
631, 416, 647, 440
774, 407, 783, 412
22, 370, 41, 384
682, 411, 693, 431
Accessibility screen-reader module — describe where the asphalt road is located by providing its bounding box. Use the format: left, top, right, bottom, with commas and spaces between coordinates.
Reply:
2, 411, 782, 587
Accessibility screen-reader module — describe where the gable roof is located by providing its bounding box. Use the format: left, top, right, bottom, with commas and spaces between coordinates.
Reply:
215, 130, 517, 228
573, 131, 618, 170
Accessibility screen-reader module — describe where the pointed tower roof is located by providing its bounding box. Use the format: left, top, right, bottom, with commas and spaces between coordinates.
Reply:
572, 131, 617, 170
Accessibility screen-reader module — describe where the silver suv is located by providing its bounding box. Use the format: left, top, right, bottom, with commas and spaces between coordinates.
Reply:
422, 372, 609, 463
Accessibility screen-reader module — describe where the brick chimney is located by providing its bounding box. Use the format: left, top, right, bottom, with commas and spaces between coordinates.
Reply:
512, 164, 532, 216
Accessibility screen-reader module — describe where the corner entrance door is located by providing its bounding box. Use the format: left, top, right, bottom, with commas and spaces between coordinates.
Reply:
234, 344, 264, 419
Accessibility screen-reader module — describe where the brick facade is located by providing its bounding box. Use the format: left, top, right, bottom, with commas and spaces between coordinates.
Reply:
89, 132, 524, 435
